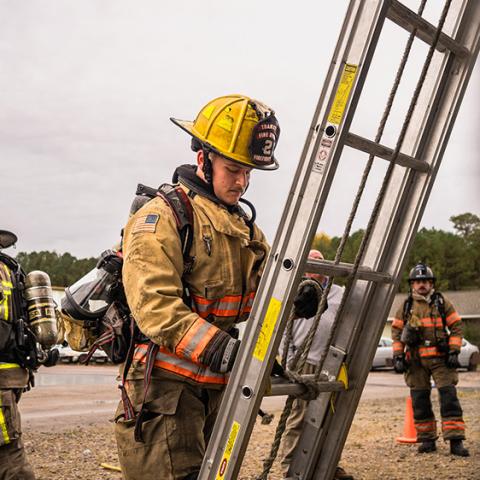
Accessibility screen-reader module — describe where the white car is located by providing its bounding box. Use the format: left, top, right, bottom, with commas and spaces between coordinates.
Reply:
458, 338, 479, 371
371, 337, 394, 369
57, 344, 81, 363
57, 344, 109, 364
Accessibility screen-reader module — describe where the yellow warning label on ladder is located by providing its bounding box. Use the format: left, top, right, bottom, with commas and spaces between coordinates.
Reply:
327, 63, 358, 125
253, 297, 282, 362
216, 421, 240, 479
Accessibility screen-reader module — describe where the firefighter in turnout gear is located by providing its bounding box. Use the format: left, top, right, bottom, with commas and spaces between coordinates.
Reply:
0, 230, 37, 480
114, 95, 280, 479
392, 263, 469, 457
0, 231, 60, 479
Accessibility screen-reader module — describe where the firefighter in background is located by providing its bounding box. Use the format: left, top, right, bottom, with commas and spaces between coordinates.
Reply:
115, 95, 281, 479
0, 229, 59, 479
392, 263, 469, 456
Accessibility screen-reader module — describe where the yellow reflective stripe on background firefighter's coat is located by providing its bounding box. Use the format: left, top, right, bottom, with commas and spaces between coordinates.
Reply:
0, 263, 13, 321
0, 363, 21, 370
0, 395, 11, 444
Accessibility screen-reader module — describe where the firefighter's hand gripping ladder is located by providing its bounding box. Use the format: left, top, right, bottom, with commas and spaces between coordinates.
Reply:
199, 1, 480, 479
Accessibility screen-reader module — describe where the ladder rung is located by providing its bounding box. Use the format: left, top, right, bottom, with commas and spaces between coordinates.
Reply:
305, 259, 393, 283
345, 132, 430, 172
267, 376, 345, 397
387, 0, 470, 58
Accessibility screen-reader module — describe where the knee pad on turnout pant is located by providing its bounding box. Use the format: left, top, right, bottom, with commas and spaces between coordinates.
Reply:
438, 385, 463, 418
411, 389, 434, 420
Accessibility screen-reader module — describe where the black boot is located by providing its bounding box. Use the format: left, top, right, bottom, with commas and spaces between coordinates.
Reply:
182, 473, 199, 480
334, 466, 354, 479
450, 439, 469, 457
418, 440, 436, 453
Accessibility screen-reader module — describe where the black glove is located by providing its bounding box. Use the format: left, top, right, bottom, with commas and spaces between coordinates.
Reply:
43, 347, 60, 367
446, 351, 460, 369
201, 331, 240, 373
393, 354, 406, 373
293, 280, 326, 318
270, 359, 285, 377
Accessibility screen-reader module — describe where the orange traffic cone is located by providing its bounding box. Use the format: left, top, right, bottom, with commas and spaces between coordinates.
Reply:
396, 396, 417, 444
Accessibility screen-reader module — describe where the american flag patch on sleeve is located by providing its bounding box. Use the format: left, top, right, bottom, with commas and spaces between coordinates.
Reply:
132, 214, 159, 234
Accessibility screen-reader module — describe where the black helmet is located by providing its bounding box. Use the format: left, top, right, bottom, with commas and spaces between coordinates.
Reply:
408, 263, 435, 282
0, 230, 17, 249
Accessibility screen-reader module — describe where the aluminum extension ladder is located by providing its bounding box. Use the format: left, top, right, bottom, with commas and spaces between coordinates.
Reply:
199, 1, 480, 479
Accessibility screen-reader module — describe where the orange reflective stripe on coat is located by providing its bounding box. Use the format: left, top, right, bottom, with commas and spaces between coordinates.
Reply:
442, 420, 465, 431
175, 318, 219, 363
446, 311, 461, 327
449, 336, 462, 348
418, 346, 440, 357
241, 291, 255, 314
392, 318, 404, 329
393, 341, 404, 355
134, 343, 227, 385
419, 317, 443, 328
191, 291, 255, 318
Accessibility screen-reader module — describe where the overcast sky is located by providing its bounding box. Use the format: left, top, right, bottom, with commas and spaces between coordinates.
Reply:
1, 0, 479, 258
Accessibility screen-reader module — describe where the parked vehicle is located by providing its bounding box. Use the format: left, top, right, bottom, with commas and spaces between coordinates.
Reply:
371, 337, 394, 369
57, 344, 109, 364
458, 338, 479, 371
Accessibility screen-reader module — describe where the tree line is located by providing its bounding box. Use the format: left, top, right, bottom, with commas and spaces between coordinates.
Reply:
13, 212, 480, 291
312, 212, 479, 292
15, 251, 98, 287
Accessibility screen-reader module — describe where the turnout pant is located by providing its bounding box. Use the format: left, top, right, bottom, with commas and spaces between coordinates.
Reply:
0, 389, 36, 480
405, 356, 465, 441
114, 378, 223, 480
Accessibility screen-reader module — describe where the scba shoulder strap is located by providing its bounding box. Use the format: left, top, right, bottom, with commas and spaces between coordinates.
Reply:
131, 183, 194, 271
431, 291, 447, 330
402, 295, 413, 321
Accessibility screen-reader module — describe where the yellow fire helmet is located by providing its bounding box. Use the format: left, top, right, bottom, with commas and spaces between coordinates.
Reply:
170, 94, 280, 170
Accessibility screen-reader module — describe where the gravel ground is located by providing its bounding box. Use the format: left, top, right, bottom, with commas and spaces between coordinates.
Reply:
25, 390, 479, 480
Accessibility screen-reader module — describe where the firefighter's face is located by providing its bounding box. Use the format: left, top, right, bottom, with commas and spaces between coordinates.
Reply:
411, 279, 433, 295
209, 153, 251, 206
305, 250, 326, 284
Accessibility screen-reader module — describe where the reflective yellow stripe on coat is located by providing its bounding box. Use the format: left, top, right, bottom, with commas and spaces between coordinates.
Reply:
0, 263, 13, 321
0, 395, 11, 445
0, 363, 21, 370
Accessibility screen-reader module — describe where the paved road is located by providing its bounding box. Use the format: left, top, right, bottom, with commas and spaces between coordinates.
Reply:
20, 364, 480, 430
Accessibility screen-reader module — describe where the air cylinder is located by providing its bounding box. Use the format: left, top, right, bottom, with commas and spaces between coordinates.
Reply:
24, 270, 58, 348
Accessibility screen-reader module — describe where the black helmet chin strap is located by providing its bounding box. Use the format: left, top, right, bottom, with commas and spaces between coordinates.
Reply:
190, 137, 213, 184
202, 148, 213, 184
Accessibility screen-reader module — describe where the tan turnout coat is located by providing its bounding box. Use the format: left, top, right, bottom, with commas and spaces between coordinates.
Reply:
122, 184, 269, 387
